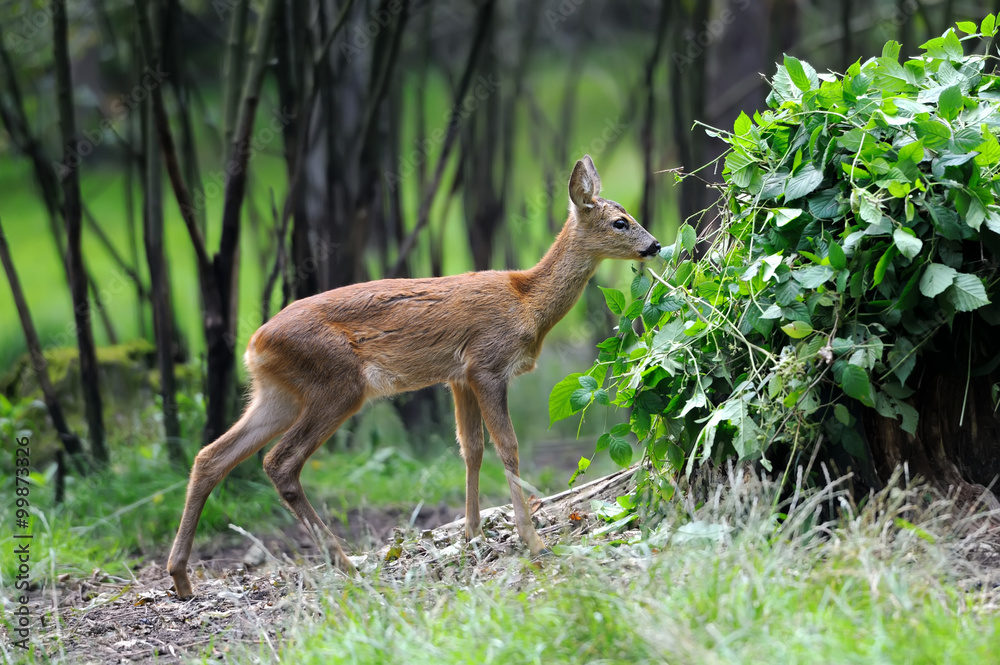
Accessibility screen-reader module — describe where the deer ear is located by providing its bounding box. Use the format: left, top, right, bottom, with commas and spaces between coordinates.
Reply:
569, 155, 600, 209
582, 154, 601, 196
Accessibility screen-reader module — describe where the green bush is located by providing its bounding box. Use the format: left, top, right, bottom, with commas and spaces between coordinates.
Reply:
552, 18, 1000, 500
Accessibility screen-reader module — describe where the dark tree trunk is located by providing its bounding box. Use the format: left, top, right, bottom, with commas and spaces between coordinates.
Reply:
204, 0, 280, 444
668, 0, 710, 232
389, 0, 495, 278
863, 322, 1000, 509
0, 217, 88, 474
640, 1, 669, 231
53, 0, 108, 465
143, 86, 184, 466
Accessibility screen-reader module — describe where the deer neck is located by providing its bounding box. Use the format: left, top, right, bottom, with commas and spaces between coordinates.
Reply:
520, 219, 600, 337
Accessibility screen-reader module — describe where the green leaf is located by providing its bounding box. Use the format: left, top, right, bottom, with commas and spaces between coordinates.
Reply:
666, 441, 684, 470
882, 40, 901, 61
792, 265, 834, 288
897, 401, 919, 435
570, 388, 594, 411
834, 403, 851, 425
897, 139, 924, 164
624, 299, 644, 319
915, 120, 951, 150
892, 228, 923, 259
578, 375, 599, 391
781, 320, 814, 338
888, 337, 917, 385
982, 14, 997, 37
959, 191, 987, 231
956, 20, 978, 35
784, 163, 824, 202
827, 239, 847, 270
887, 181, 911, 198
595, 433, 612, 452
680, 224, 697, 254
973, 130, 1000, 168
774, 278, 802, 306
784, 54, 813, 92
630, 274, 651, 300
808, 188, 845, 219
611, 423, 632, 437
946, 273, 990, 311
769, 208, 803, 226
673, 261, 695, 286
859, 195, 884, 227
549, 373, 584, 425
919, 30, 963, 60
919, 263, 957, 298
841, 364, 872, 403
937, 84, 964, 121
608, 437, 633, 467
874, 246, 897, 286
599, 287, 626, 315
734, 110, 752, 136
568, 456, 591, 486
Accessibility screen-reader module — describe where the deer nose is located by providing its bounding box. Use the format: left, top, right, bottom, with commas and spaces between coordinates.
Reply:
643, 240, 661, 257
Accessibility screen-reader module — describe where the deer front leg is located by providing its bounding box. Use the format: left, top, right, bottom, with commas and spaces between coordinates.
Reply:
471, 377, 547, 556
452, 381, 485, 540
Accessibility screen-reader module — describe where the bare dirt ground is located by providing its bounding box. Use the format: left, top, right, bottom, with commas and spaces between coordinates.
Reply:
17, 468, 635, 664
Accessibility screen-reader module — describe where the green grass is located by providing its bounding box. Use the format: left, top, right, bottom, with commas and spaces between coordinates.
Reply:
225, 477, 1000, 665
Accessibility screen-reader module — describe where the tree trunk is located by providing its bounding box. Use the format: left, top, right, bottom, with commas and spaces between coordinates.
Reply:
0, 216, 88, 474
53, 0, 108, 465
204, 0, 280, 444
143, 84, 184, 466
863, 322, 1000, 509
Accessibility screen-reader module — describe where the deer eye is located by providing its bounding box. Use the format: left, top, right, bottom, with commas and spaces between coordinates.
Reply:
612, 219, 628, 230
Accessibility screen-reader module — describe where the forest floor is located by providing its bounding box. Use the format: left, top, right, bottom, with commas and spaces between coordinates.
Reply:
8, 467, 1000, 664
16, 469, 636, 664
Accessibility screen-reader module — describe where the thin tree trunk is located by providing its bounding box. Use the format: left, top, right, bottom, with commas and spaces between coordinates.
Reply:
204, 0, 280, 444
123, 109, 146, 340
640, 1, 669, 232
0, 216, 88, 474
53, 0, 108, 464
222, 0, 249, 148
840, 0, 852, 69
389, 0, 495, 278
160, 0, 206, 238
143, 82, 184, 466
135, 0, 225, 446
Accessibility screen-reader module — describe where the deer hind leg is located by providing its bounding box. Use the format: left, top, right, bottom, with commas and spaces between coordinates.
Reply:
471, 377, 547, 556
168, 382, 300, 599
451, 381, 485, 540
262, 390, 364, 572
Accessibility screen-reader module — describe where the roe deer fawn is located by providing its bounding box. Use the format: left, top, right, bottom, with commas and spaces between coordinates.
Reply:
167, 155, 659, 598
